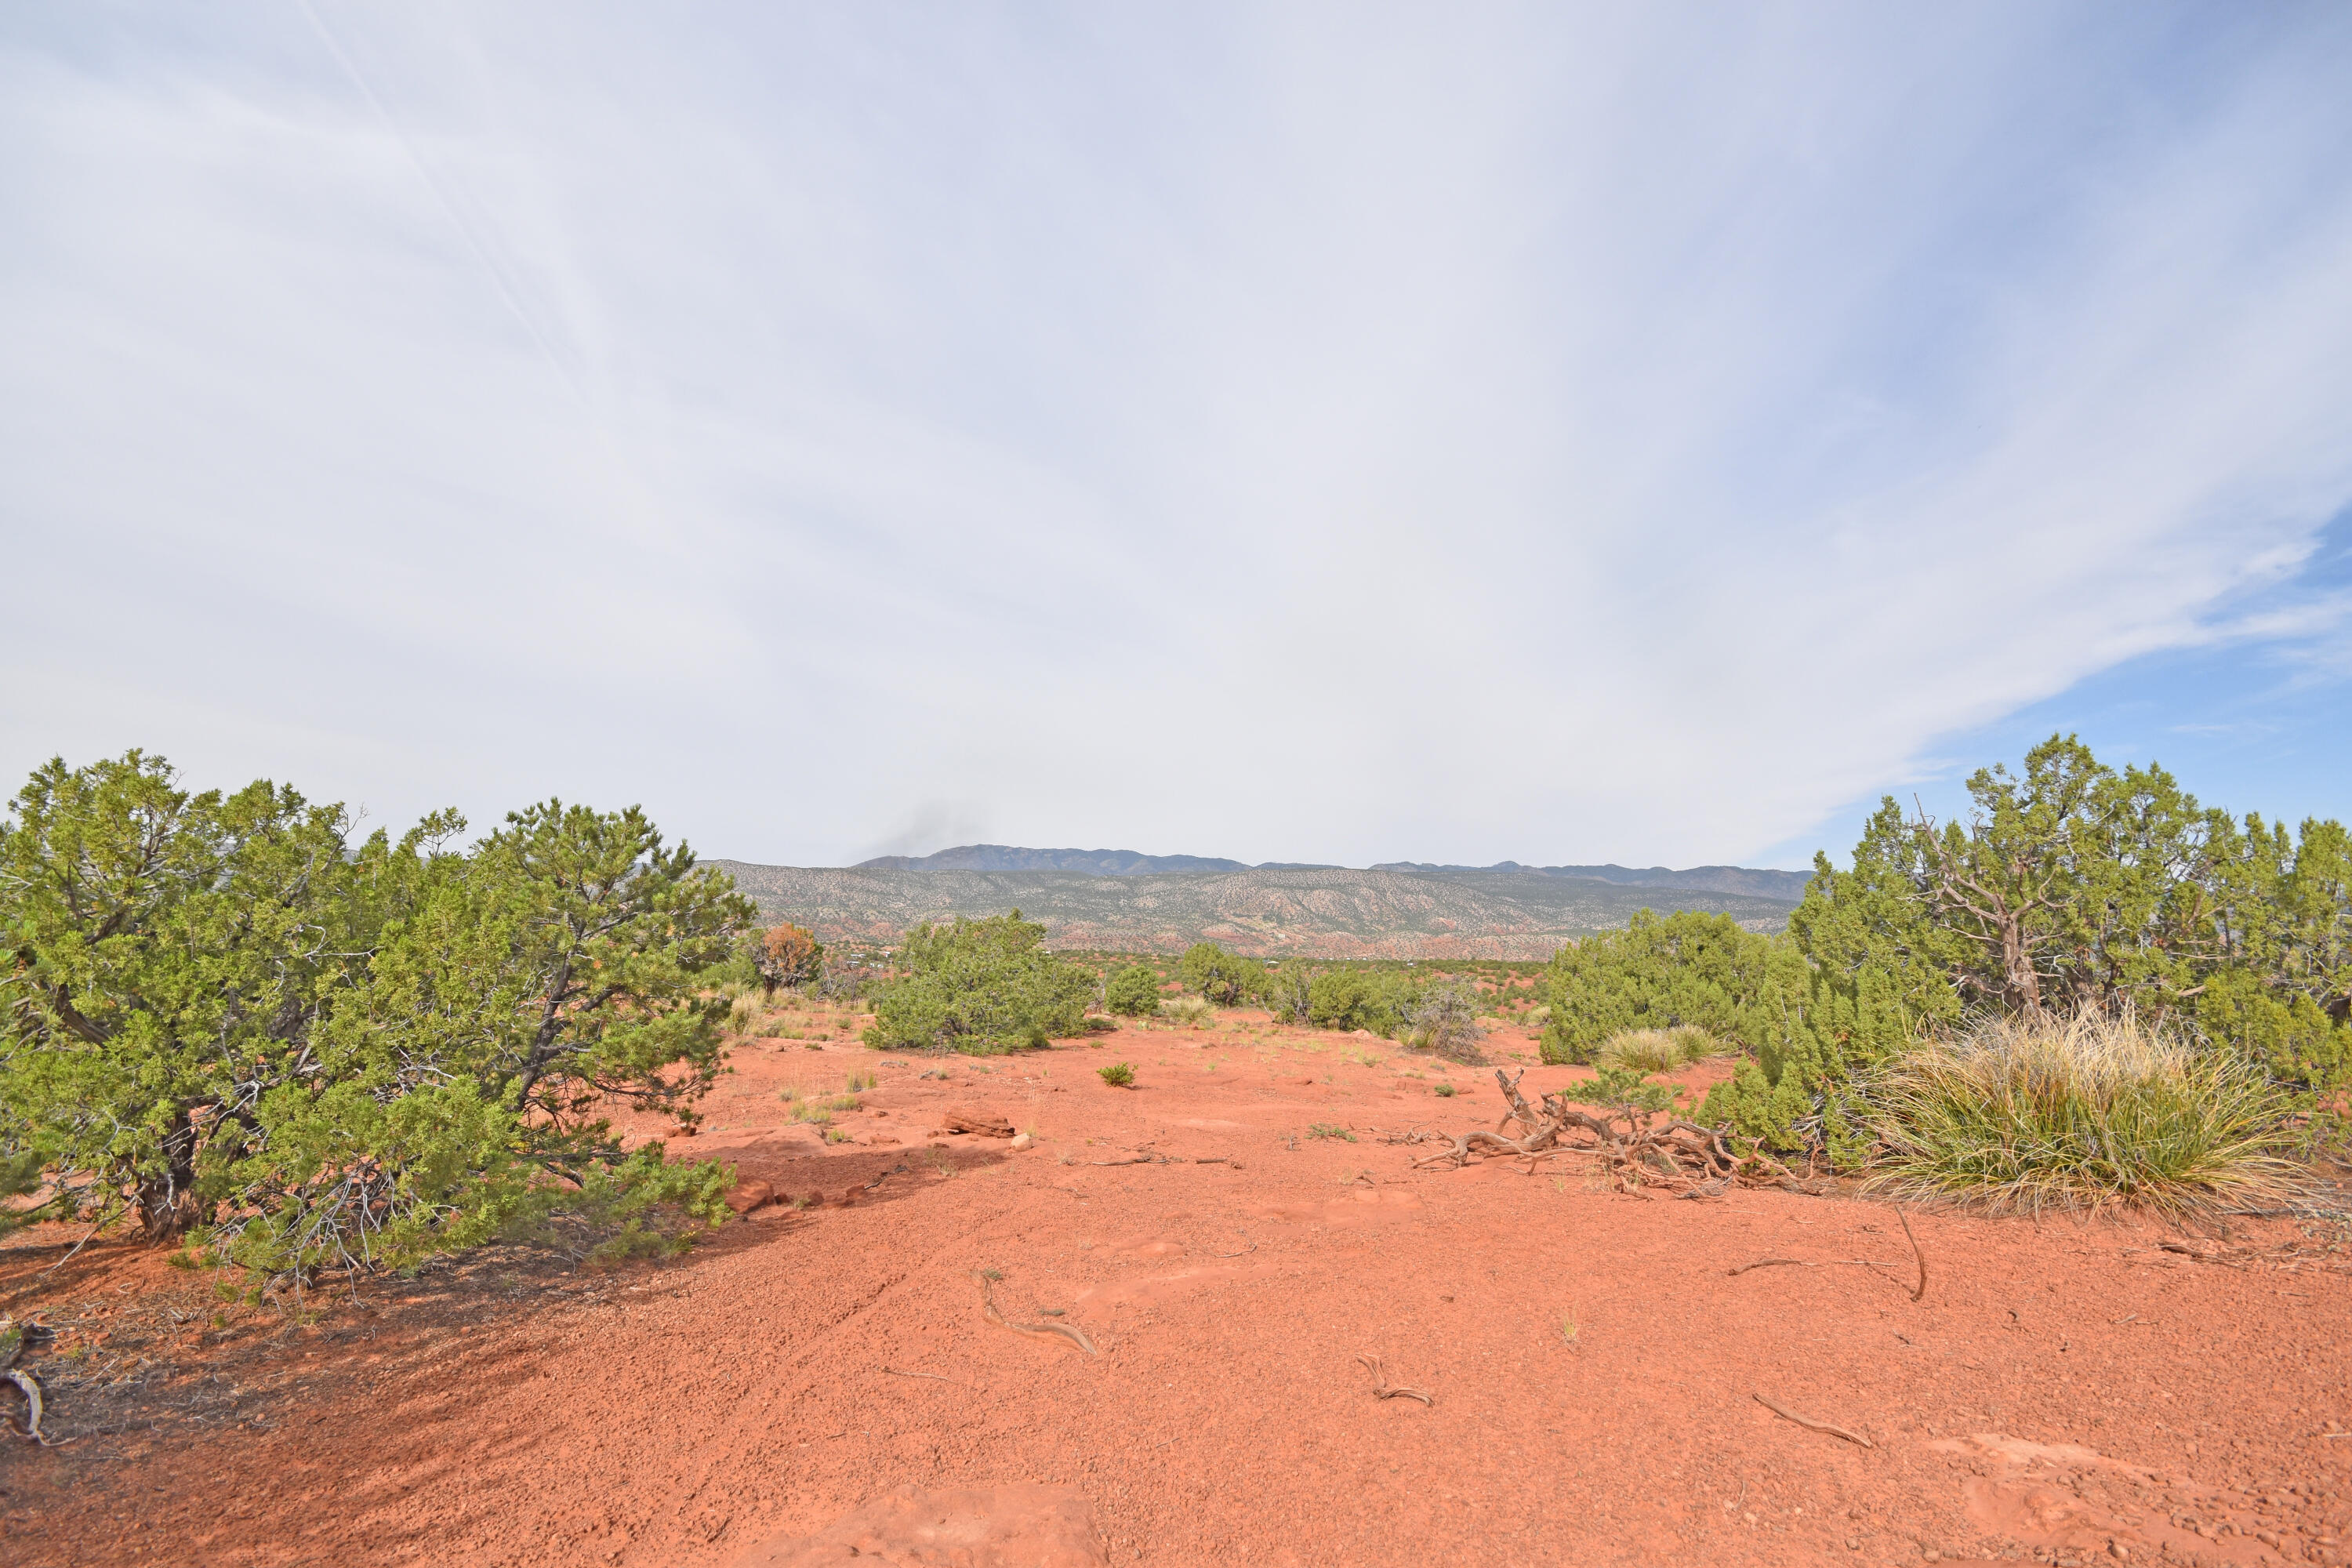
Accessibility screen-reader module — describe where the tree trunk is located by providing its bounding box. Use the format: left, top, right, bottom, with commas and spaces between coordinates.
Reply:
134, 1111, 201, 1240
1999, 904, 2042, 1014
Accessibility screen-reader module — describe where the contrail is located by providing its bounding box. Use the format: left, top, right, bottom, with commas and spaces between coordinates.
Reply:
294, 0, 590, 410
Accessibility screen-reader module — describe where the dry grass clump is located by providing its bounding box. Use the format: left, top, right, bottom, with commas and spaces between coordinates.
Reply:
1865, 1007, 2305, 1218
1595, 1025, 1720, 1074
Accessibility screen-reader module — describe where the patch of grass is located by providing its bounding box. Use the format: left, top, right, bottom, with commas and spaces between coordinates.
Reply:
844, 1068, 878, 1092
1432, 1082, 1457, 1098
823, 1127, 852, 1143
1595, 1025, 1720, 1073
1098, 1061, 1136, 1087
1865, 1007, 2306, 1218
1307, 1122, 1356, 1142
1559, 1312, 1578, 1345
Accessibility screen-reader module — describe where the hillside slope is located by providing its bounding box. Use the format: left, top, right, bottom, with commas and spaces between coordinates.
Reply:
713, 862, 1796, 959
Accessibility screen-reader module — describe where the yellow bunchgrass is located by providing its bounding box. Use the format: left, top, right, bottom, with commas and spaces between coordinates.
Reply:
1864, 1007, 2304, 1218
1595, 1025, 1721, 1074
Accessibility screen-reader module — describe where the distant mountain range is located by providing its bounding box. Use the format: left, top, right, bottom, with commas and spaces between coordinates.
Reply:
852, 844, 1337, 875
853, 844, 1808, 899
720, 846, 1811, 960
1370, 861, 1812, 900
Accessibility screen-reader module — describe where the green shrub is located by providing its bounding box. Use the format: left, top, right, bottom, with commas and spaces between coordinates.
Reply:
1098, 1061, 1135, 1087
1265, 960, 1315, 1023
1713, 735, 2352, 1156
1433, 1081, 1457, 1098
1865, 1008, 2304, 1217
1104, 965, 1163, 1017
1541, 909, 1785, 1065
862, 911, 1093, 1054
1308, 970, 1374, 1031
1178, 942, 1254, 1006
1306, 1122, 1356, 1142
0, 750, 750, 1281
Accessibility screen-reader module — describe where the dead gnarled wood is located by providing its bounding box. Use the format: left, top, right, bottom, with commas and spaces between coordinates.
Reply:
0, 1319, 53, 1445
976, 1274, 1099, 1355
1412, 1068, 1768, 1195
1357, 1355, 1433, 1406
1896, 1206, 1927, 1302
1754, 1391, 1873, 1448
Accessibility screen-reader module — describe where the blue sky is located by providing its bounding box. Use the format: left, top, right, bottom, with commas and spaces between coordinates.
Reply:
4, 4, 2350, 870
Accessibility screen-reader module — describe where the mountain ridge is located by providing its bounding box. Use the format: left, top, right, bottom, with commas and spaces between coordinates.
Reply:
852, 844, 1803, 895
715, 861, 1801, 960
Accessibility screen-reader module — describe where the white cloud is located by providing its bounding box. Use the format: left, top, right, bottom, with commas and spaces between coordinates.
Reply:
4, 3, 2351, 866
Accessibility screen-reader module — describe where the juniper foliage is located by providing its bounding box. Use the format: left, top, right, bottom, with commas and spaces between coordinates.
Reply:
0, 751, 753, 1280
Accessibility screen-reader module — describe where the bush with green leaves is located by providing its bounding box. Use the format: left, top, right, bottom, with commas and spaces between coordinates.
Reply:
0, 751, 752, 1283
1104, 964, 1163, 1017
1264, 959, 1315, 1023
1177, 942, 1254, 1006
1704, 736, 2352, 1159
1540, 909, 1787, 1065
861, 911, 1093, 1054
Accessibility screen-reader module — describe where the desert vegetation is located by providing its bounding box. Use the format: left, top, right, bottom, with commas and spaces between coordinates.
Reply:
0, 750, 750, 1290
1531, 736, 2349, 1212
860, 911, 1095, 1053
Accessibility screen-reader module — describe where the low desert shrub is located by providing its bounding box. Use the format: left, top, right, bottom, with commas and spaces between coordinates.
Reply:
1403, 984, 1486, 1064
1105, 965, 1163, 1017
863, 911, 1093, 1054
1265, 960, 1315, 1024
1098, 1062, 1135, 1087
1162, 995, 1214, 1027
1865, 1008, 2305, 1217
1178, 942, 1254, 1006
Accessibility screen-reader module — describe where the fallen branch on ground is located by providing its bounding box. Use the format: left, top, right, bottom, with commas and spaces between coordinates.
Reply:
1, 1319, 55, 1445
976, 1274, 1099, 1355
1896, 1207, 1927, 1302
1410, 1068, 1788, 1195
1729, 1258, 1916, 1278
880, 1366, 960, 1385
1357, 1355, 1432, 1406
1753, 1392, 1872, 1447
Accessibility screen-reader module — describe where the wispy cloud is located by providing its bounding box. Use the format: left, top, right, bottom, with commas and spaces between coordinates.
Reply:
4, 3, 2350, 866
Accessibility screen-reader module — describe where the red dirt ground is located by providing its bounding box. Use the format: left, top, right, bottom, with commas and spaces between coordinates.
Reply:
4, 1011, 2347, 1567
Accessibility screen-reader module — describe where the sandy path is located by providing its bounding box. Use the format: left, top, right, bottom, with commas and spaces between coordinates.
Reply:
4, 1018, 2347, 1566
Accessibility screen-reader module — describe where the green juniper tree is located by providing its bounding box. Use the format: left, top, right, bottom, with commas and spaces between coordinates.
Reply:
1105, 964, 1163, 1017
862, 911, 1093, 1053
0, 752, 751, 1279
1177, 942, 1253, 1006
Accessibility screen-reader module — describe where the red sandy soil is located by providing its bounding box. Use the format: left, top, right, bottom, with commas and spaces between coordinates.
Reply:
3, 1011, 2348, 1568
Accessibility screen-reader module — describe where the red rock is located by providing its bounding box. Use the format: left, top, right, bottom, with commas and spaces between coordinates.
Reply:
724, 1180, 775, 1215
937, 1109, 1014, 1138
